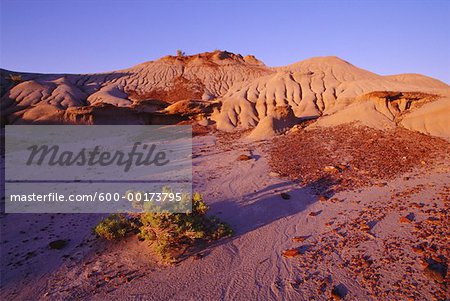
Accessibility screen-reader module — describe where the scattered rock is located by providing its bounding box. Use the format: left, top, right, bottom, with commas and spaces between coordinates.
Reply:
360, 222, 371, 232
411, 245, 425, 255
323, 166, 339, 173
197, 119, 209, 126
335, 163, 348, 172
319, 196, 328, 203
400, 213, 415, 223
269, 125, 448, 195
424, 260, 447, 283
309, 210, 322, 216
292, 236, 309, 243
237, 154, 252, 161
331, 284, 348, 300
282, 248, 300, 258
49, 239, 68, 250
269, 172, 280, 178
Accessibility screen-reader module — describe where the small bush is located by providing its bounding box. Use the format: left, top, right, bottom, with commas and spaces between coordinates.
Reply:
93, 214, 137, 240
94, 193, 233, 262
176, 49, 185, 57
8, 74, 23, 84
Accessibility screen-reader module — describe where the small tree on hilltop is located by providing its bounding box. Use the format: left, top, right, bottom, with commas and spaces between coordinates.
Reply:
176, 49, 185, 57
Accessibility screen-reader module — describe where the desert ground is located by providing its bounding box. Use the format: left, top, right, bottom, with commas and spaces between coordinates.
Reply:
1, 51, 449, 300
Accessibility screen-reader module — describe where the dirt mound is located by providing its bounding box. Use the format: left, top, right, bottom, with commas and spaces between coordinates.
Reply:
247, 106, 300, 140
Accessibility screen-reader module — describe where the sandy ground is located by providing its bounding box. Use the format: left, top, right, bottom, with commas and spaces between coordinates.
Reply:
1, 131, 449, 300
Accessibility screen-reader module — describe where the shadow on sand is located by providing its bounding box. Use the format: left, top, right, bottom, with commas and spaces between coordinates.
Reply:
178, 175, 340, 261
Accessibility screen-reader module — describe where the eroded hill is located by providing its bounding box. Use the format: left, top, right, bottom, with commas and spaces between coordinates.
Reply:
1, 51, 449, 139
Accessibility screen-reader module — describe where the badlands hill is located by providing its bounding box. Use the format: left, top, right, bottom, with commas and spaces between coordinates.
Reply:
1, 50, 449, 139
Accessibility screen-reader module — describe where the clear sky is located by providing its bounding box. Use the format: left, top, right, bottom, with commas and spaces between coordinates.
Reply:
1, 0, 449, 83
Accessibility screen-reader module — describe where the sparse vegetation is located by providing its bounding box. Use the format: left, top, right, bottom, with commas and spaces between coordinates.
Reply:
94, 214, 137, 240
8, 73, 23, 84
94, 192, 233, 262
176, 49, 185, 57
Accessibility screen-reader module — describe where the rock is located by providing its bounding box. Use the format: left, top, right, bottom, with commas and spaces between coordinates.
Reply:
237, 154, 252, 161
399, 217, 411, 223
424, 261, 447, 283
49, 239, 68, 250
411, 246, 424, 254
289, 127, 300, 133
400, 213, 415, 223
360, 222, 371, 232
280, 192, 291, 200
292, 236, 309, 243
331, 284, 348, 300
335, 163, 348, 172
282, 248, 300, 258
197, 119, 209, 126
419, 259, 429, 268
269, 172, 280, 178
309, 210, 322, 216
319, 196, 328, 203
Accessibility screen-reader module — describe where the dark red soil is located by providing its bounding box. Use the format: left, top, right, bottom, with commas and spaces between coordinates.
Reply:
269, 124, 450, 196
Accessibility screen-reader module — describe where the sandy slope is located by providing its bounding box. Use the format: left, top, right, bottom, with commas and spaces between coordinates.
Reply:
1, 131, 448, 300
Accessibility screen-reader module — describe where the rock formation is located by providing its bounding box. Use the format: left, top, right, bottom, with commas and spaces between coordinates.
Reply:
1, 51, 449, 139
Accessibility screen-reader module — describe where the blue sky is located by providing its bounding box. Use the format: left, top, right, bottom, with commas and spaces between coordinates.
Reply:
1, 0, 449, 83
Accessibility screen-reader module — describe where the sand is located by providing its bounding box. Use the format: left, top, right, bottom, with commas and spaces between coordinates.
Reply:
1, 51, 449, 300
1, 127, 448, 300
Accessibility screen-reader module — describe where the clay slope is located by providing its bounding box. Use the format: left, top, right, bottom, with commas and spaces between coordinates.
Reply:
213, 56, 450, 139
1, 51, 271, 124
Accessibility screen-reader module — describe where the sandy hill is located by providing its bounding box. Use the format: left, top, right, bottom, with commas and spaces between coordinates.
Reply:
1, 51, 449, 139
213, 56, 450, 139
0, 50, 271, 124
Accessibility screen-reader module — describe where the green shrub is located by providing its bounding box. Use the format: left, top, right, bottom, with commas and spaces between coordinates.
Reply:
8, 74, 23, 84
94, 193, 233, 262
93, 214, 137, 240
